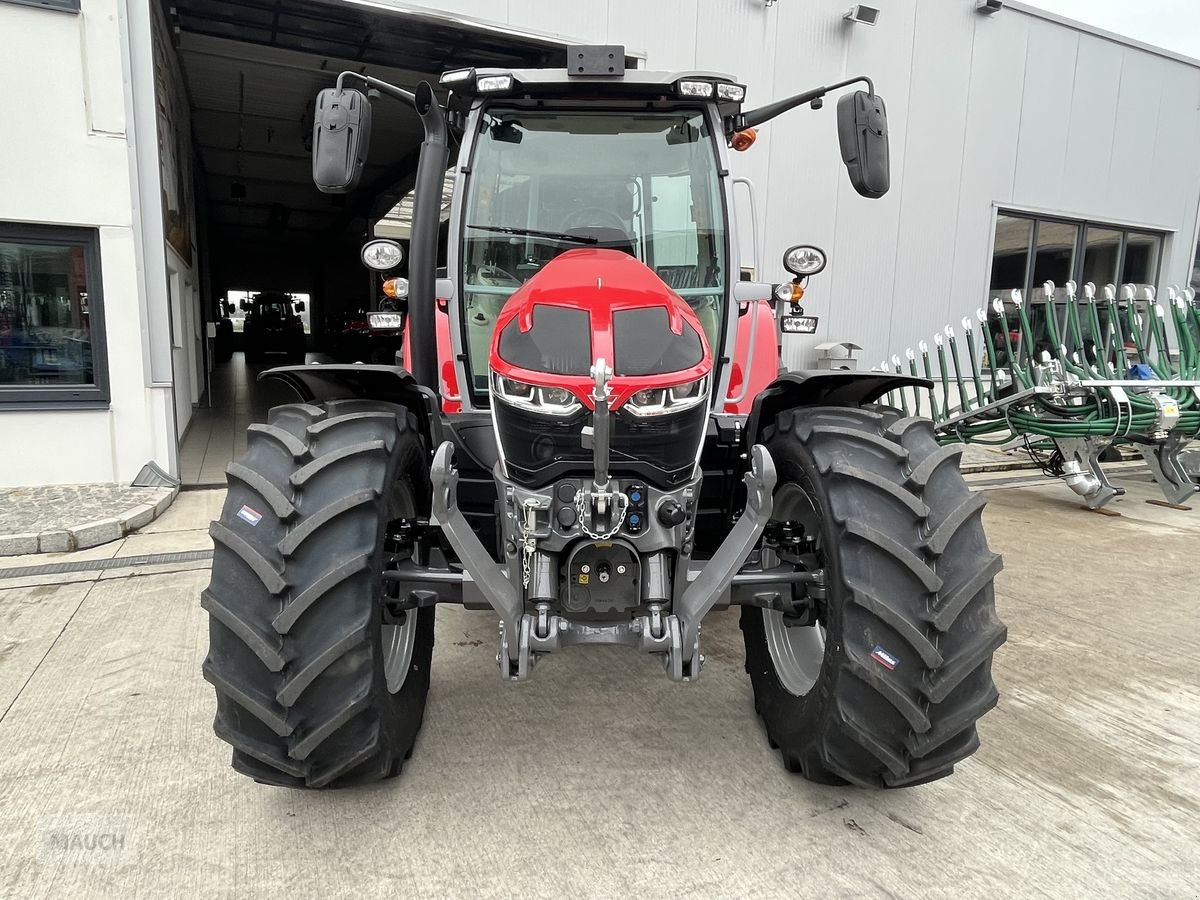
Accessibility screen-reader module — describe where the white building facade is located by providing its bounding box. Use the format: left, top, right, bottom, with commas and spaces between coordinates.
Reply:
1, 0, 1199, 487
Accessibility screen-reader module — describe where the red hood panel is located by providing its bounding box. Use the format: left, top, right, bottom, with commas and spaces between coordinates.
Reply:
488, 249, 713, 410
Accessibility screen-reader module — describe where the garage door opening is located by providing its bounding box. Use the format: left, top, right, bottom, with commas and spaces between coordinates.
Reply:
156, 0, 580, 484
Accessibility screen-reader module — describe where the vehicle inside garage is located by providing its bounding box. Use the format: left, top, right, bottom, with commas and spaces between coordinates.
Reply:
158, 0, 581, 483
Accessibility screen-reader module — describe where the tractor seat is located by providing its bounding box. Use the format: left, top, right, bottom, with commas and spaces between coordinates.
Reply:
564, 226, 636, 258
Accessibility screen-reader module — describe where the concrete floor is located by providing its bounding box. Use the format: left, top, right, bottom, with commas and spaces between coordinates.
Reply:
177, 353, 309, 486
1, 477, 1198, 898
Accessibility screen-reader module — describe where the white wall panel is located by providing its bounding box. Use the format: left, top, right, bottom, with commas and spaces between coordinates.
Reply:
505, 0, 609, 45
1105, 51, 1168, 225
948, 11, 1030, 313
1059, 34, 1122, 215
1012, 22, 1079, 210
889, 1, 978, 360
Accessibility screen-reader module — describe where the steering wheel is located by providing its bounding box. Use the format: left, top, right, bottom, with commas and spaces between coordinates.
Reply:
472, 264, 521, 287
560, 207, 628, 234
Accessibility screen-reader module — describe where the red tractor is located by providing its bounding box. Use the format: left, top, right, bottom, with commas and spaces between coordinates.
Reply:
203, 51, 1005, 790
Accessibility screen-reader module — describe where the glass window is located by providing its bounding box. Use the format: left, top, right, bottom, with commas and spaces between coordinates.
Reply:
1191, 225, 1200, 294
1081, 227, 1122, 289
989, 215, 1032, 297
1031, 221, 1078, 290
987, 212, 1168, 371
460, 109, 726, 399
1122, 231, 1161, 291
1, 0, 80, 12
0, 224, 107, 404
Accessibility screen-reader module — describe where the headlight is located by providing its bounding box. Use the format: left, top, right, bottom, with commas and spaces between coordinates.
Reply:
716, 83, 746, 102
782, 245, 827, 276
492, 373, 581, 416
677, 80, 714, 98
477, 74, 514, 93
623, 376, 709, 417
362, 239, 404, 271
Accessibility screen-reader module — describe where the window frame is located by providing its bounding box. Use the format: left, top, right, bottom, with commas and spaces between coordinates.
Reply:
989, 209, 1167, 302
0, 222, 110, 407
0, 0, 80, 12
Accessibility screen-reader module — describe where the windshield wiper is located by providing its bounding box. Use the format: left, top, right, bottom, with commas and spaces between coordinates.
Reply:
466, 224, 598, 244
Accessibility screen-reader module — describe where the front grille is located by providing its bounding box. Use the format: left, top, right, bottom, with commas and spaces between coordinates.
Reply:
495, 400, 704, 487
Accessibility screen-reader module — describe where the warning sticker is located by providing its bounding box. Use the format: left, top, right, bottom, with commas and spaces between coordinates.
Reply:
236, 505, 264, 527
870, 645, 899, 670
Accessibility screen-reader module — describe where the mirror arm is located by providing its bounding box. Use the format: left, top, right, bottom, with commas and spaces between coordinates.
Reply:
336, 71, 417, 106
734, 74, 875, 131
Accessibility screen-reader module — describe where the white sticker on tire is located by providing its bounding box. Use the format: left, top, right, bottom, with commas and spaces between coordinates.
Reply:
236, 505, 263, 526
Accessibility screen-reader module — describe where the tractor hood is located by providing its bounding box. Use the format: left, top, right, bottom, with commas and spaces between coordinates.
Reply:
488, 248, 713, 411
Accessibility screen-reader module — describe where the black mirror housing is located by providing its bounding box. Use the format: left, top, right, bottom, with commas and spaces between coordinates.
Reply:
312, 87, 372, 194
837, 90, 890, 199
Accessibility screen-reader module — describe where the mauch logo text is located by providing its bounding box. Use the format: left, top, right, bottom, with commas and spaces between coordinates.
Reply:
47, 832, 126, 852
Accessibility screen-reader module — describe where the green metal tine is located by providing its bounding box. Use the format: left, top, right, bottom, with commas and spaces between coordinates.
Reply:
906, 347, 924, 417
1121, 284, 1151, 370
944, 324, 972, 412
934, 332, 952, 417
992, 296, 1029, 389
977, 307, 1001, 402
1010, 288, 1040, 385
963, 315, 987, 407
1064, 281, 1091, 374
1101, 284, 1129, 375
891, 354, 911, 415
1082, 283, 1114, 378
919, 340, 942, 421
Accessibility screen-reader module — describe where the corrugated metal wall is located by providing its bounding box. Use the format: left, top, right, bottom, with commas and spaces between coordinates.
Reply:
384, 0, 1200, 369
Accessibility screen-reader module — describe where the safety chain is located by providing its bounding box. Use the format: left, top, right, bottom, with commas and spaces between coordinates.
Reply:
574, 488, 630, 540
517, 497, 538, 589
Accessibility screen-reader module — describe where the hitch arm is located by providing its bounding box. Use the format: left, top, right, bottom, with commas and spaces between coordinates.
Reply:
429, 442, 523, 666
674, 444, 776, 675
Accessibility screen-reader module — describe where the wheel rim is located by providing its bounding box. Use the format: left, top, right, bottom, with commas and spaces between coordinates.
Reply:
382, 480, 420, 694
762, 482, 827, 697
382, 616, 418, 694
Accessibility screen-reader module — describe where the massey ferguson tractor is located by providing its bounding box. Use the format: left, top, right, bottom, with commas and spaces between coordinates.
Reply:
203, 49, 1006, 790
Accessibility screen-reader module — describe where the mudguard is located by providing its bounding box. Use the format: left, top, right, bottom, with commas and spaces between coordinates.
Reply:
746, 369, 931, 443
260, 364, 443, 449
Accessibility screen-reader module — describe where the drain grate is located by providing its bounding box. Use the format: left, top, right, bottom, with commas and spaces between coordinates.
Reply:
0, 549, 213, 579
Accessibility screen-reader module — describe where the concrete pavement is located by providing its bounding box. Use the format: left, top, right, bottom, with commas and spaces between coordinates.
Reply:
0, 477, 1197, 898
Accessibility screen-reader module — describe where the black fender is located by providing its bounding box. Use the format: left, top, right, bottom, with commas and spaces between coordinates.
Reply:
746, 370, 930, 444
261, 364, 443, 451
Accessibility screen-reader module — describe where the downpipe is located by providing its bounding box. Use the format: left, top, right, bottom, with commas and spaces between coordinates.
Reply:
407, 82, 449, 390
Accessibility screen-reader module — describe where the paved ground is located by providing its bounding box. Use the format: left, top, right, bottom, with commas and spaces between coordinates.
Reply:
0, 484, 178, 557
177, 352, 305, 486
1, 476, 1197, 898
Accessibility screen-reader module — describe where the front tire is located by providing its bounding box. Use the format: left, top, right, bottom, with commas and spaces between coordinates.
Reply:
741, 405, 1006, 788
203, 399, 435, 788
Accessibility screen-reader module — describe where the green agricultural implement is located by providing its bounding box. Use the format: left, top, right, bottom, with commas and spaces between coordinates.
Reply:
881, 280, 1200, 510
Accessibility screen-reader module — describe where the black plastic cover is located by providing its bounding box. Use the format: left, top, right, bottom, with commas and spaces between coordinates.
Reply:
312, 87, 372, 194
836, 90, 890, 199
612, 307, 704, 376
567, 45, 625, 76
497, 305, 592, 375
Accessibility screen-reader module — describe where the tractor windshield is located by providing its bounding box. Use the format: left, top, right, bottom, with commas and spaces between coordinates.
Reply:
459, 108, 727, 394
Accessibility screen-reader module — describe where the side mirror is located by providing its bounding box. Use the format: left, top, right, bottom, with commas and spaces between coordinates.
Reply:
837, 90, 890, 199
312, 87, 373, 193
294, 301, 305, 312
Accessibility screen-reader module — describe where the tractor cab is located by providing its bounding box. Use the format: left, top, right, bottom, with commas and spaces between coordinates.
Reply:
444, 67, 744, 406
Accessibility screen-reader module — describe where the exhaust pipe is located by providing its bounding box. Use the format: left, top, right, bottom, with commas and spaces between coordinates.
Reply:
408, 82, 449, 389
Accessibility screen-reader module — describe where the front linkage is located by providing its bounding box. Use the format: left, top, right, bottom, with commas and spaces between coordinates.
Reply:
428, 359, 778, 682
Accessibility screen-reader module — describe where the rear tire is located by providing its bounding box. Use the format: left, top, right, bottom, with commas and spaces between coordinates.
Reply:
203, 399, 435, 788
741, 405, 1006, 788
